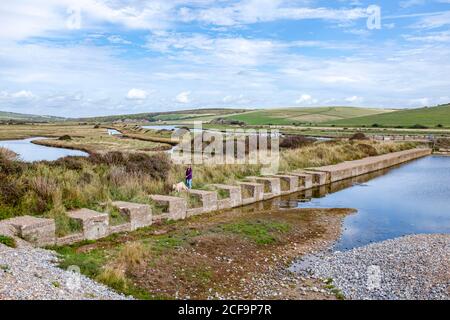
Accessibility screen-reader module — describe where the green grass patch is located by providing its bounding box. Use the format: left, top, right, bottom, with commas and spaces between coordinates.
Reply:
221, 219, 291, 245
55, 245, 106, 278
326, 103, 450, 128
0, 235, 16, 248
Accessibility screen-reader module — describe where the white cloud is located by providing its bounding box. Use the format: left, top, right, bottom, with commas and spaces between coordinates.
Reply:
179, 0, 368, 26
413, 10, 450, 29
295, 94, 318, 104
175, 91, 191, 103
126, 88, 148, 100
345, 95, 362, 103
404, 30, 450, 42
0, 90, 36, 99
107, 35, 132, 45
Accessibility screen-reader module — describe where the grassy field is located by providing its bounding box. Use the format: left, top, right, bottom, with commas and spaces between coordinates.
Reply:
0, 123, 173, 153
0, 111, 64, 122
326, 104, 450, 128
220, 107, 393, 126
75, 108, 249, 123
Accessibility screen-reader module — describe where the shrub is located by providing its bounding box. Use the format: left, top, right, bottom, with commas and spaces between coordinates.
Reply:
349, 132, 368, 140
90, 151, 171, 181
280, 135, 315, 149
58, 135, 72, 141
0, 235, 16, 248
356, 144, 378, 156
0, 174, 26, 206
0, 149, 25, 175
410, 124, 428, 129
52, 156, 86, 171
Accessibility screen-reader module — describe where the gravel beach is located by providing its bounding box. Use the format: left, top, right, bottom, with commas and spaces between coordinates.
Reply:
0, 244, 130, 300
291, 234, 450, 300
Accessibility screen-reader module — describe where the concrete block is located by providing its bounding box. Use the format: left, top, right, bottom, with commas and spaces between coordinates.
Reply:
209, 184, 242, 209
270, 175, 299, 194
246, 176, 281, 200
237, 182, 264, 204
67, 209, 109, 241
6, 216, 56, 246
301, 170, 328, 186
186, 189, 218, 217
287, 172, 313, 190
150, 195, 187, 221
112, 201, 152, 230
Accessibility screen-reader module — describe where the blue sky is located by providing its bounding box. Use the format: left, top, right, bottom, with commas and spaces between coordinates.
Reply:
1, 0, 450, 117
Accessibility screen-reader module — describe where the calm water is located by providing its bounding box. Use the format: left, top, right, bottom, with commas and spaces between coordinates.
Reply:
0, 137, 88, 162
292, 156, 450, 250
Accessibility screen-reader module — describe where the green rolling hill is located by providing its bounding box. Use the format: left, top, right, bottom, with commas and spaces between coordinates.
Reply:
0, 111, 65, 122
326, 104, 450, 128
220, 107, 394, 125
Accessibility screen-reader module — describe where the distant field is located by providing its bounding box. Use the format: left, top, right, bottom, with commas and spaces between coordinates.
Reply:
77, 108, 249, 123
326, 104, 450, 128
0, 111, 64, 122
220, 107, 393, 125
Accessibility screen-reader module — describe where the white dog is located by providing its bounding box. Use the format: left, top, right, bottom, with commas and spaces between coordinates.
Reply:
172, 182, 189, 193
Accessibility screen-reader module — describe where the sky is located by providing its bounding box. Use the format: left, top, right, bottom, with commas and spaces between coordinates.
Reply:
1, 0, 450, 117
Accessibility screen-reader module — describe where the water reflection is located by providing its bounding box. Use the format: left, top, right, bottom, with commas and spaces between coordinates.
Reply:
226, 156, 450, 250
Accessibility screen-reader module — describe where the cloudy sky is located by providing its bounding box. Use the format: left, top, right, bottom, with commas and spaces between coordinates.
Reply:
0, 0, 450, 117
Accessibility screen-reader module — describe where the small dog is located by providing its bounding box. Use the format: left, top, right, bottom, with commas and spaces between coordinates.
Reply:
172, 182, 189, 193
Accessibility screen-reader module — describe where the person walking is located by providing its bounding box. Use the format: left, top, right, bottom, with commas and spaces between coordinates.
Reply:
185, 165, 193, 189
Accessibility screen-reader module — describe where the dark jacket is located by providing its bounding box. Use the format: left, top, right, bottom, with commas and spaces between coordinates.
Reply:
186, 168, 193, 180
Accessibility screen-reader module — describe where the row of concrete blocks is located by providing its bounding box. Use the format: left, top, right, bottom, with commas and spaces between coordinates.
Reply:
0, 170, 326, 248
310, 148, 432, 183
0, 148, 431, 247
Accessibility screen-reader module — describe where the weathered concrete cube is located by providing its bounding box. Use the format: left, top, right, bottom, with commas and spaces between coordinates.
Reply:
67, 209, 109, 241
209, 184, 242, 209
6, 216, 56, 247
270, 175, 299, 194
237, 182, 264, 205
246, 176, 281, 200
112, 201, 152, 231
300, 170, 328, 186
186, 189, 218, 217
287, 172, 313, 190
150, 195, 187, 221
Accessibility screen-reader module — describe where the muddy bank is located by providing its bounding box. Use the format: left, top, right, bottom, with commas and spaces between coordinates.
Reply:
292, 234, 450, 300
55, 206, 355, 300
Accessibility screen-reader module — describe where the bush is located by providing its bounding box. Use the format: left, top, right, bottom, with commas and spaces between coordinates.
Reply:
58, 135, 72, 141
349, 132, 368, 140
0, 175, 26, 206
0, 149, 25, 175
89, 151, 171, 180
356, 144, 378, 156
0, 235, 16, 248
280, 135, 315, 149
410, 124, 428, 129
52, 156, 86, 171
